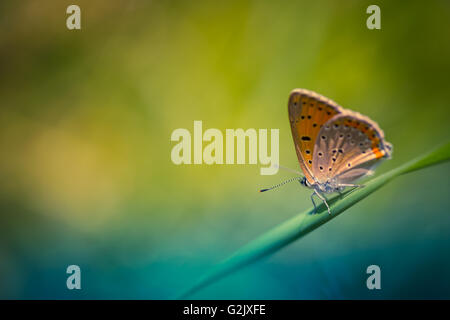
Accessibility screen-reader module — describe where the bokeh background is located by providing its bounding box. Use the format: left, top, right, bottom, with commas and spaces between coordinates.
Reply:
1, 0, 449, 299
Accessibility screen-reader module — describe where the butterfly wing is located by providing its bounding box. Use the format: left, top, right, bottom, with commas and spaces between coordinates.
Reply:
311, 111, 392, 184
288, 89, 344, 184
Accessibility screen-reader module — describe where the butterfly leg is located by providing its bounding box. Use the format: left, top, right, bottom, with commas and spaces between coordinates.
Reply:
310, 192, 318, 214
313, 189, 331, 215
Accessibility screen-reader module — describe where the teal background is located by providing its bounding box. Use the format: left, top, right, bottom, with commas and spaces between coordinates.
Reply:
0, 0, 449, 299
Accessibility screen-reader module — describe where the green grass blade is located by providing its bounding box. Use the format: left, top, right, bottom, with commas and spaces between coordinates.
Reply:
177, 142, 450, 299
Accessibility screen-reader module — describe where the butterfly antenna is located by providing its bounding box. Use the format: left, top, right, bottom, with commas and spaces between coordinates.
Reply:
259, 176, 303, 193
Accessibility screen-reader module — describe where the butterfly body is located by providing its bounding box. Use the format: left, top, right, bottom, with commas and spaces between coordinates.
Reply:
288, 89, 393, 214
300, 176, 344, 193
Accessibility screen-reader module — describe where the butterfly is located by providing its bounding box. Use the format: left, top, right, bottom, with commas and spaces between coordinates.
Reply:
261, 89, 393, 214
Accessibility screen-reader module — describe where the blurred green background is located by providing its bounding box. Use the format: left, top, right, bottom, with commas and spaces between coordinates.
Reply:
0, 0, 449, 299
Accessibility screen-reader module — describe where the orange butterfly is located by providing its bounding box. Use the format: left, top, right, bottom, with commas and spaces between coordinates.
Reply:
261, 89, 392, 214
